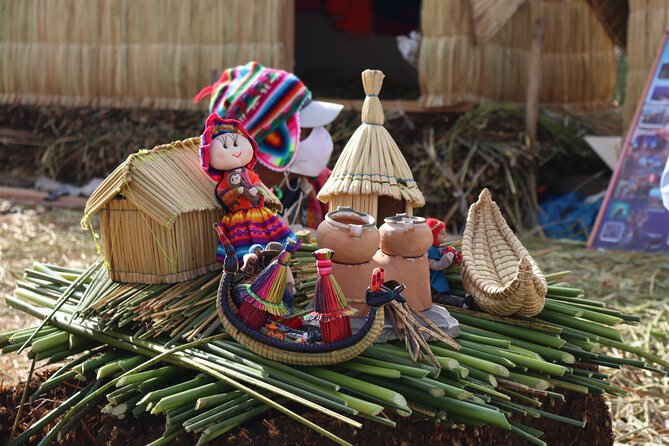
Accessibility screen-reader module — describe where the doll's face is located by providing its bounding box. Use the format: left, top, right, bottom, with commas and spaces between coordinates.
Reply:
437, 228, 447, 244
209, 133, 254, 171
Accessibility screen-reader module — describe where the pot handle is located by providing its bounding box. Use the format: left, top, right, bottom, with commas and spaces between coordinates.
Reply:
349, 224, 363, 238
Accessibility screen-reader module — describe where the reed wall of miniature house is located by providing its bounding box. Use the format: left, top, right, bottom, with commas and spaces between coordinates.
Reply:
99, 198, 223, 284
625, 1, 669, 128
0, 0, 294, 109
419, 0, 617, 111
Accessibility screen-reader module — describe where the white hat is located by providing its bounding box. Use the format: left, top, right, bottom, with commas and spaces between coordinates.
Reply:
298, 99, 344, 128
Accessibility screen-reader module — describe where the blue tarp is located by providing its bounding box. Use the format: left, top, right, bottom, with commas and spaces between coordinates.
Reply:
538, 192, 603, 240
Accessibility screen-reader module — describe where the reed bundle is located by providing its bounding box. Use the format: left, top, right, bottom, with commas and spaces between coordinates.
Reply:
317, 70, 425, 222
3, 242, 667, 445
82, 137, 224, 284
624, 0, 669, 127
0, 0, 293, 109
419, 0, 617, 110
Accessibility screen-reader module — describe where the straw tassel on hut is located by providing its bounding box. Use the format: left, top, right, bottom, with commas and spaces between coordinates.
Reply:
317, 70, 425, 223
460, 189, 547, 317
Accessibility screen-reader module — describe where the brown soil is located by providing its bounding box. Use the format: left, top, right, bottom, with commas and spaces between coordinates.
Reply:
0, 372, 613, 446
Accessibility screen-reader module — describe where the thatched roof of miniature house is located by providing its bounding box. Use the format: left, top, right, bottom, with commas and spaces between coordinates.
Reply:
317, 70, 425, 208
82, 137, 218, 228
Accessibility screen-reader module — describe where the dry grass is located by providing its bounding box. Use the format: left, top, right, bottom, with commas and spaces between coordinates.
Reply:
0, 206, 667, 443
525, 239, 669, 445
0, 202, 96, 385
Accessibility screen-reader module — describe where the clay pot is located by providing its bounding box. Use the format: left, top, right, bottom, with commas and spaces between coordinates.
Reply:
379, 213, 432, 258
317, 207, 379, 264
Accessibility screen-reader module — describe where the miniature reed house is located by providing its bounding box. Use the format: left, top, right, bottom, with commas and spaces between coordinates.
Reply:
318, 70, 425, 224
82, 137, 224, 284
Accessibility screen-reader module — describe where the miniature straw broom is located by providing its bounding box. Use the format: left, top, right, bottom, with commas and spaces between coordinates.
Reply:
310, 249, 356, 343
317, 70, 424, 220
237, 238, 299, 329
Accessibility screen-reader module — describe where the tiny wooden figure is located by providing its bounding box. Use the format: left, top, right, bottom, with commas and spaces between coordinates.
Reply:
201, 114, 293, 263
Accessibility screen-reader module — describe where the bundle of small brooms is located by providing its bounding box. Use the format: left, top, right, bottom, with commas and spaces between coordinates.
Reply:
3, 242, 668, 446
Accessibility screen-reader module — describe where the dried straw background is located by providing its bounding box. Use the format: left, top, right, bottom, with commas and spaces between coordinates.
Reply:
419, 0, 617, 111
625, 0, 669, 129
0, 0, 294, 109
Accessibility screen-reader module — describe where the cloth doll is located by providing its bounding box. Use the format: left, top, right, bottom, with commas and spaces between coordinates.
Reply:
201, 114, 294, 263
194, 62, 344, 228
426, 218, 463, 305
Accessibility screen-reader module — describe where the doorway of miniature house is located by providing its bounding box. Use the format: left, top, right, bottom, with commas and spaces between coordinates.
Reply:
294, 0, 422, 99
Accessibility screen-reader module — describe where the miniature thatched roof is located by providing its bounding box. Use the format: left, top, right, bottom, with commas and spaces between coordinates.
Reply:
83, 137, 219, 228
317, 70, 425, 208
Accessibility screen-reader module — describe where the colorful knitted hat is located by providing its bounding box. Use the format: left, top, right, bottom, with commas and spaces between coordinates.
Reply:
194, 61, 311, 172
200, 114, 258, 182
426, 218, 446, 247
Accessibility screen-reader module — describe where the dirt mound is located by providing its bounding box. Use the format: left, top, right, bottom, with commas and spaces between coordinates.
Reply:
1, 371, 613, 446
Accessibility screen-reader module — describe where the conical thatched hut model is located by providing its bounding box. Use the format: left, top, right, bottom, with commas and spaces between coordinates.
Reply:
81, 137, 224, 284
317, 70, 425, 224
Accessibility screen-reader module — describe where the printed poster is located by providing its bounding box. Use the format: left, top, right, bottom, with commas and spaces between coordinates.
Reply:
589, 32, 669, 251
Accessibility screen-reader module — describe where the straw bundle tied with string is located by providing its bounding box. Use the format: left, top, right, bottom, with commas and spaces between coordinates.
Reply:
461, 189, 547, 317
317, 70, 424, 220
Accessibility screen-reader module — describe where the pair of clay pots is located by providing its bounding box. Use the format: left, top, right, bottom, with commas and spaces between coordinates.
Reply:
316, 207, 432, 263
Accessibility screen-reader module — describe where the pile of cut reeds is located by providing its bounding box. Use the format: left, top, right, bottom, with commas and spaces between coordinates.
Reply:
2, 241, 667, 445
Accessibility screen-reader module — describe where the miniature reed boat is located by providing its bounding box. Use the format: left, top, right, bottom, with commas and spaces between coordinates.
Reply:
460, 189, 547, 317
216, 234, 407, 366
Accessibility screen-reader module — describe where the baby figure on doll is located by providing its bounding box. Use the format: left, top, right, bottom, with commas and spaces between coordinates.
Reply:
426, 218, 465, 307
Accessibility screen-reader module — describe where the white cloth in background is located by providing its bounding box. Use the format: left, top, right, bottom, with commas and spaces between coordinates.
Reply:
661, 158, 669, 211
287, 126, 334, 177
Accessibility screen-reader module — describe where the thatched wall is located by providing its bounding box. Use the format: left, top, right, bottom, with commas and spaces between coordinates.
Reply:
419, 0, 617, 111
0, 0, 294, 109
625, 1, 669, 129
100, 198, 223, 284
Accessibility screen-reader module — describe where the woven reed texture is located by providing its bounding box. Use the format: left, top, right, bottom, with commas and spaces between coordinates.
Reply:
469, 0, 525, 43
419, 0, 617, 110
0, 0, 294, 109
83, 137, 225, 284
218, 292, 385, 366
461, 189, 547, 317
624, 0, 669, 128
586, 0, 628, 48
317, 70, 425, 222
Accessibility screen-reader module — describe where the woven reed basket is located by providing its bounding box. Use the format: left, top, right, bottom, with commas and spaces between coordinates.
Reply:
217, 291, 385, 366
460, 189, 547, 317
